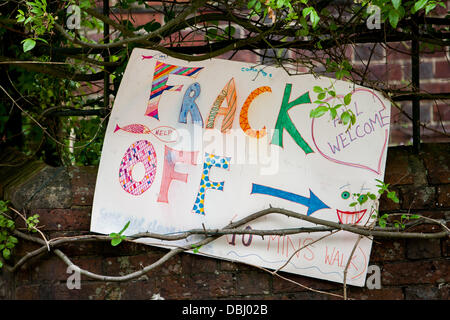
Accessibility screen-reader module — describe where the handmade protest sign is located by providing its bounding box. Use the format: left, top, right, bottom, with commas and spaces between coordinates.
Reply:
91, 48, 391, 287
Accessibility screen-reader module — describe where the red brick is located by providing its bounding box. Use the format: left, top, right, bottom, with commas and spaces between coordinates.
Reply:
236, 272, 270, 295
15, 284, 41, 299
272, 272, 339, 293
103, 252, 181, 278
421, 82, 450, 94
181, 252, 218, 274
399, 185, 436, 210
434, 60, 450, 79
69, 166, 98, 206
382, 260, 450, 285
421, 143, 450, 184
437, 184, 450, 208
29, 255, 102, 282
187, 272, 235, 298
387, 63, 403, 81
386, 42, 411, 61
30, 255, 69, 282
406, 239, 441, 259
52, 279, 158, 300
384, 147, 414, 185
347, 287, 404, 300
34, 208, 91, 231
370, 240, 405, 262
157, 275, 191, 299
433, 103, 450, 122
404, 284, 449, 300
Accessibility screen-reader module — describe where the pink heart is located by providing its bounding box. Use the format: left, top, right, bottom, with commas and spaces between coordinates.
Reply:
311, 88, 389, 175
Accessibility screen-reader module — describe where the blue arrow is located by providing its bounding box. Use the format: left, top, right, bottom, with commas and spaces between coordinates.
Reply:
251, 183, 330, 216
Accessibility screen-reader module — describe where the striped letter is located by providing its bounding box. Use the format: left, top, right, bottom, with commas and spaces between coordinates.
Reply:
146, 61, 203, 120
206, 78, 237, 133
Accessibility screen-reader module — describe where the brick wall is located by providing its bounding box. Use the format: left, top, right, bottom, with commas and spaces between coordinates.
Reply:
0, 143, 448, 300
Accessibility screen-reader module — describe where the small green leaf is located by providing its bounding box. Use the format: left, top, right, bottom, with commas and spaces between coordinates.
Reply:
341, 111, 351, 125
310, 106, 328, 118
302, 7, 313, 18
317, 92, 326, 100
22, 38, 36, 52
392, 0, 402, 9
3, 248, 10, 259
330, 108, 337, 119
344, 93, 352, 105
310, 10, 320, 28
111, 237, 122, 246
388, 9, 400, 28
313, 86, 323, 93
425, 2, 436, 14
118, 221, 130, 235
413, 0, 428, 13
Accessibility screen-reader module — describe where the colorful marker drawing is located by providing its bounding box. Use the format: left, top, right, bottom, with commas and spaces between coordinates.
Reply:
310, 88, 389, 174
192, 153, 231, 215
114, 123, 178, 143
146, 61, 204, 120
141, 55, 153, 60
206, 78, 237, 133
118, 140, 157, 196
250, 183, 329, 216
239, 86, 271, 139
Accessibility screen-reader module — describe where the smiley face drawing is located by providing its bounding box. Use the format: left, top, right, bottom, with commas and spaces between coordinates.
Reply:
335, 183, 374, 225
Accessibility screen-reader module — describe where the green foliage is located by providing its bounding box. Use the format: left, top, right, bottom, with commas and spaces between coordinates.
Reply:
0, 201, 18, 268
109, 221, 130, 246
309, 84, 356, 131
362, 0, 447, 28
16, 0, 54, 52
191, 244, 202, 254
26, 214, 40, 232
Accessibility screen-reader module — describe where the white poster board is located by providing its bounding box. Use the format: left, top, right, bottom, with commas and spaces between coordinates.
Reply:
91, 48, 391, 287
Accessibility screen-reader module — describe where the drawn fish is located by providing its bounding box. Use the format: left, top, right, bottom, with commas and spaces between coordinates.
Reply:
141, 54, 167, 60
114, 123, 178, 143
114, 123, 151, 134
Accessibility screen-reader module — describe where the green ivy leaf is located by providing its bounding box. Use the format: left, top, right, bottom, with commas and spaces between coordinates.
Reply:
413, 0, 428, 13
3, 248, 10, 259
110, 237, 122, 246
341, 111, 351, 125
392, 0, 402, 10
344, 93, 352, 105
310, 105, 329, 118
317, 92, 326, 100
22, 38, 36, 52
313, 86, 323, 93
388, 9, 400, 28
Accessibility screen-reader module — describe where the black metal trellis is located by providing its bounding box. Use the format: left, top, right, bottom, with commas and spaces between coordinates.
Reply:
57, 3, 450, 154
